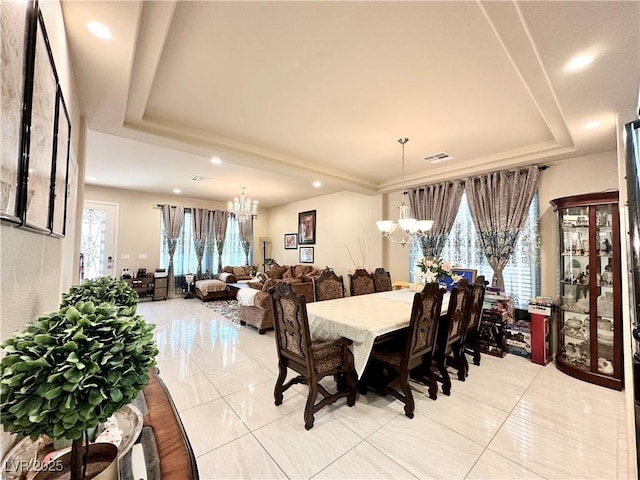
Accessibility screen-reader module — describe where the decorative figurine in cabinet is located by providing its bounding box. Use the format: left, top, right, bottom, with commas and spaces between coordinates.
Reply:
550, 191, 622, 390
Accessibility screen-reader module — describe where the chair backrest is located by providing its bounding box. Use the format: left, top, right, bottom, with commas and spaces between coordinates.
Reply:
438, 279, 472, 352
466, 275, 487, 334
313, 268, 345, 301
404, 282, 445, 367
373, 267, 392, 292
271, 282, 313, 372
349, 269, 375, 296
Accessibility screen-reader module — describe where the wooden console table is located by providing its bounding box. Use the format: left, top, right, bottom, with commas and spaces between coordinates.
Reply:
142, 368, 198, 479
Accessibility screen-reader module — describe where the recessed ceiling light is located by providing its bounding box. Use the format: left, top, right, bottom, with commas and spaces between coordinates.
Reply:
86, 176, 98, 182
87, 21, 112, 40
211, 157, 222, 165
313, 181, 322, 188
565, 54, 593, 72
173, 188, 181, 194
585, 120, 602, 129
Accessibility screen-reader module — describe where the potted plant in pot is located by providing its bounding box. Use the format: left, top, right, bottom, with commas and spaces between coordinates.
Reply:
0, 299, 158, 480
60, 276, 139, 310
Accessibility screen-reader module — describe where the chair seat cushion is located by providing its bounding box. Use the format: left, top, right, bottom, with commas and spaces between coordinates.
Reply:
311, 341, 351, 374
370, 347, 403, 366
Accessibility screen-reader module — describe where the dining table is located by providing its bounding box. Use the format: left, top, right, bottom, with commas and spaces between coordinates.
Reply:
306, 288, 450, 375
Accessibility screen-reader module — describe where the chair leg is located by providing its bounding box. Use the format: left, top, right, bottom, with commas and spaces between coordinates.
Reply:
274, 361, 287, 406
462, 351, 469, 378
398, 373, 415, 418
437, 354, 451, 396
346, 371, 357, 407
427, 366, 438, 401
473, 338, 481, 366
454, 347, 466, 381
304, 382, 318, 430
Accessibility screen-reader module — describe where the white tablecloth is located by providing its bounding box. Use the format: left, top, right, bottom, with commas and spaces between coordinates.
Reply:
306, 289, 449, 375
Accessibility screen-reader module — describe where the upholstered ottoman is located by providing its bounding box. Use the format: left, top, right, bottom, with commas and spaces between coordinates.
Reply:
195, 279, 232, 301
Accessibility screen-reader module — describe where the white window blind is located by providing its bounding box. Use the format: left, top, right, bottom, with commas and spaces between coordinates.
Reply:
160, 211, 249, 276
409, 192, 540, 309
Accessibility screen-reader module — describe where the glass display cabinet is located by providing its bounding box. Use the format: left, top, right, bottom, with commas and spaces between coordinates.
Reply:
550, 191, 622, 390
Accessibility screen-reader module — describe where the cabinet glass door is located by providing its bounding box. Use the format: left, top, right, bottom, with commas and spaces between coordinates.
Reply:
559, 206, 590, 371
595, 204, 615, 376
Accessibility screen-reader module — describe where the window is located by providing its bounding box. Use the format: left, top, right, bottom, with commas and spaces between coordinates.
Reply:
160, 212, 249, 278
160, 211, 199, 276
410, 193, 540, 309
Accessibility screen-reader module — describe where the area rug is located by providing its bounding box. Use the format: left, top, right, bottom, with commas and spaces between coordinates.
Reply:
205, 300, 240, 323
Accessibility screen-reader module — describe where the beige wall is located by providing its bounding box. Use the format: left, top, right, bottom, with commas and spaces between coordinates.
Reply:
83, 185, 270, 273
0, 0, 82, 455
267, 191, 383, 285
85, 151, 619, 296
381, 151, 620, 297
538, 151, 619, 297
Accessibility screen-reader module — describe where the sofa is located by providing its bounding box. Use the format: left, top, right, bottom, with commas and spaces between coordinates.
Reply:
233, 264, 323, 333
195, 266, 255, 301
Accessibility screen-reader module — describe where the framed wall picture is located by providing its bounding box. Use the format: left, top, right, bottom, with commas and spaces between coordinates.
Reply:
439, 268, 478, 290
20, 9, 58, 233
298, 210, 316, 245
0, 0, 34, 223
299, 246, 314, 264
50, 88, 70, 237
284, 233, 297, 249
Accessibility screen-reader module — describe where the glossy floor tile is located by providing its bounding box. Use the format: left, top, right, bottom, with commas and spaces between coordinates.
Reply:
137, 299, 631, 479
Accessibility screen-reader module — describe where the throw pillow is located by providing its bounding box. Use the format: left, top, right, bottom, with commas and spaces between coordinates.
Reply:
294, 265, 310, 277
269, 265, 288, 279
261, 278, 276, 291
233, 267, 246, 277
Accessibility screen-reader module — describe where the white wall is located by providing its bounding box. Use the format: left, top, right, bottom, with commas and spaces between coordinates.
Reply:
268, 191, 383, 285
1, 0, 81, 338
0, 0, 82, 456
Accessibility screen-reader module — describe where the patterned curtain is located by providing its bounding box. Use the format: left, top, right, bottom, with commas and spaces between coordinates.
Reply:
238, 218, 253, 265
408, 180, 465, 258
204, 210, 216, 276
191, 208, 209, 279
213, 210, 228, 273
161, 204, 184, 297
466, 166, 540, 290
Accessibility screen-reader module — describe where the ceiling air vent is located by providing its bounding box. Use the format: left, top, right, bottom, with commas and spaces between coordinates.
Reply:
423, 152, 454, 164
190, 175, 209, 182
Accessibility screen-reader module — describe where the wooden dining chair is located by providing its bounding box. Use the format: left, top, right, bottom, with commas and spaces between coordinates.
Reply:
462, 276, 488, 373
270, 282, 357, 430
348, 269, 375, 296
312, 268, 345, 301
372, 267, 392, 292
434, 279, 472, 396
365, 282, 445, 418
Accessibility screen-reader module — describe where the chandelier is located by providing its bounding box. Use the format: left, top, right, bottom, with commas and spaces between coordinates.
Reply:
227, 187, 258, 222
376, 138, 433, 246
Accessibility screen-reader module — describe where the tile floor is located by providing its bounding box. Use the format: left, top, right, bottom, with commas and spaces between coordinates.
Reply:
139, 299, 630, 480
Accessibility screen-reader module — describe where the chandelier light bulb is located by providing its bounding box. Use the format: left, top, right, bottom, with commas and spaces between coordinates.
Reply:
228, 187, 258, 222
376, 137, 434, 246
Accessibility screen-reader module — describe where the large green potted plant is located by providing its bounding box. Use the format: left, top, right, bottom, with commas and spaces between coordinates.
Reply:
60, 276, 139, 310
0, 300, 158, 480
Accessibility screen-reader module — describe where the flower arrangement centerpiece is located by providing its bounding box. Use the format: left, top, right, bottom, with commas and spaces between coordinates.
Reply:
414, 257, 461, 284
